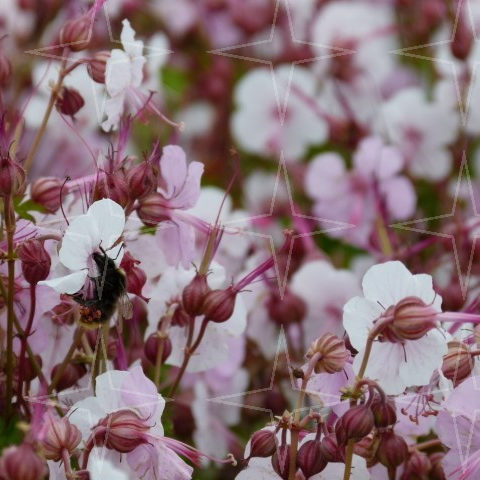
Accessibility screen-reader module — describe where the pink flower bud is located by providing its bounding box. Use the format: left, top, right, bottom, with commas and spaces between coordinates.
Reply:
320, 433, 344, 462
40, 416, 82, 461
50, 363, 86, 391
248, 429, 277, 459
429, 452, 446, 480
306, 333, 349, 374
137, 193, 170, 226
171, 305, 191, 327
88, 50, 111, 84
59, 16, 90, 51
401, 451, 432, 480
0, 444, 48, 480
271, 444, 290, 480
95, 410, 150, 453
126, 160, 158, 199
202, 286, 236, 323
442, 340, 474, 386
23, 354, 43, 382
18, 239, 51, 284
144, 333, 172, 365
93, 172, 131, 208
0, 52, 12, 87
451, 18, 473, 60
370, 395, 397, 428
55, 86, 85, 117
376, 431, 409, 468
297, 439, 327, 477
335, 404, 374, 445
50, 296, 76, 325
267, 290, 306, 326
182, 274, 210, 317
0, 154, 26, 197
120, 252, 147, 299
31, 177, 65, 213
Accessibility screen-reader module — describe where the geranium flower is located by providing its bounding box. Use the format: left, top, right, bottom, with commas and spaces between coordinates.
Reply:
343, 261, 448, 395
68, 366, 193, 480
39, 199, 125, 294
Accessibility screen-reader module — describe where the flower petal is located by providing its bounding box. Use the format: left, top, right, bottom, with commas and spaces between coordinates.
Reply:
38, 270, 88, 294
88, 199, 125, 252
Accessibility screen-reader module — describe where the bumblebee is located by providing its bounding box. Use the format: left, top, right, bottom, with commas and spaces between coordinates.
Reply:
73, 249, 128, 326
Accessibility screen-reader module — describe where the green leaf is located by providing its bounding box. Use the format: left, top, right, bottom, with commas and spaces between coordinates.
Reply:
13, 198, 47, 224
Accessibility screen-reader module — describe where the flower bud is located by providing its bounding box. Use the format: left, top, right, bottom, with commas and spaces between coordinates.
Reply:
40, 416, 82, 461
451, 18, 473, 60
0, 52, 12, 87
88, 50, 110, 83
271, 444, 290, 480
120, 252, 147, 300
31, 177, 65, 213
182, 274, 210, 317
306, 333, 349, 374
144, 333, 172, 365
267, 290, 306, 326
55, 86, 85, 116
0, 154, 26, 197
18, 239, 51, 284
320, 433, 344, 462
370, 395, 397, 428
171, 305, 191, 327
59, 16, 90, 51
441, 340, 474, 386
0, 444, 48, 480
93, 172, 130, 209
376, 431, 409, 468
137, 193, 170, 226
50, 363, 86, 391
391, 296, 438, 341
50, 296, 76, 325
429, 452, 446, 480
336, 405, 374, 445
248, 429, 277, 459
95, 410, 150, 453
297, 439, 327, 477
401, 451, 431, 480
23, 354, 42, 382
126, 160, 158, 199
202, 286, 236, 323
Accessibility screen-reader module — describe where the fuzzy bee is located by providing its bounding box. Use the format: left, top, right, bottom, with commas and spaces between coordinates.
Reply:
73, 248, 131, 326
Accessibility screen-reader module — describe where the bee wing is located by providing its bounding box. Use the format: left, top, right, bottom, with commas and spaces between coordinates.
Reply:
118, 293, 133, 320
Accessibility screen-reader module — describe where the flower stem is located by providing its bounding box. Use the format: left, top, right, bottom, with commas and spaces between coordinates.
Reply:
154, 309, 173, 388
288, 377, 308, 480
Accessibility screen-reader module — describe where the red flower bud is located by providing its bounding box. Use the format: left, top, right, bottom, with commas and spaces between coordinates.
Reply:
50, 363, 86, 391
31, 177, 66, 213
202, 286, 236, 323
18, 239, 51, 284
182, 274, 210, 317
0, 444, 48, 480
376, 431, 409, 468
391, 296, 438, 341
451, 18, 473, 60
137, 193, 170, 226
95, 410, 150, 453
171, 305, 191, 327
22, 354, 43, 382
336, 405, 374, 445
248, 429, 277, 459
0, 52, 12, 87
93, 172, 131, 208
126, 160, 158, 199
55, 86, 85, 116
297, 439, 327, 477
144, 333, 172, 365
320, 433, 344, 462
442, 340, 474, 386
40, 416, 82, 461
401, 451, 432, 480
120, 252, 147, 300
370, 395, 397, 428
50, 296, 76, 325
59, 16, 90, 51
306, 333, 349, 374
88, 50, 111, 84
429, 452, 446, 480
0, 154, 26, 197
271, 444, 290, 480
267, 289, 306, 326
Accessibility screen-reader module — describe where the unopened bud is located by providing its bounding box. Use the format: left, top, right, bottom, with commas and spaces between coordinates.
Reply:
320, 433, 344, 462
171, 305, 191, 327
370, 395, 397, 428
0, 444, 48, 480
126, 160, 158, 199
202, 287, 236, 323
336, 404, 374, 445
441, 340, 474, 385
40, 416, 82, 461
429, 452, 446, 480
50, 296, 76, 325
55, 86, 85, 116
137, 193, 170, 226
93, 173, 130, 208
401, 451, 431, 480
0, 52, 12, 87
50, 363, 86, 391
144, 334, 172, 365
182, 274, 210, 317
23, 354, 42, 382
120, 252, 147, 299
31, 177, 65, 213
60, 16, 90, 51
248, 429, 277, 459
0, 154, 26, 197
88, 50, 110, 83
271, 444, 290, 480
376, 431, 409, 468
451, 18, 473, 60
95, 410, 150, 453
297, 439, 327, 477
267, 290, 306, 326
306, 333, 349, 374
18, 239, 51, 284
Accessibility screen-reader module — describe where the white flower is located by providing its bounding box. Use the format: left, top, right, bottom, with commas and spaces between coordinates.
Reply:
39, 199, 125, 294
232, 66, 328, 159
102, 19, 146, 131
343, 261, 448, 395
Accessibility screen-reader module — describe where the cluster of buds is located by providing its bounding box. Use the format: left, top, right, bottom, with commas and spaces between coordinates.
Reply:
306, 333, 349, 374
40, 415, 82, 461
18, 239, 51, 285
